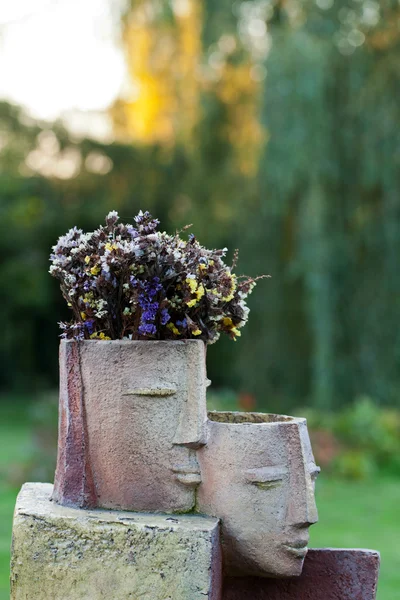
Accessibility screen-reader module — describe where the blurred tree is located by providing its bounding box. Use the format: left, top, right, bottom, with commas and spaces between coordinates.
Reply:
1, 0, 400, 414
111, 0, 264, 174
0, 101, 188, 390
236, 0, 400, 410
111, 0, 202, 144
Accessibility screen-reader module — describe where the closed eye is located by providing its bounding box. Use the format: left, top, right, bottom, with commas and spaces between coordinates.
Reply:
251, 480, 283, 490
122, 387, 176, 397
244, 466, 288, 487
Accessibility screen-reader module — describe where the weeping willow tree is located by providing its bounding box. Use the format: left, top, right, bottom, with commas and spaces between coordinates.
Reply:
237, 0, 400, 410
110, 0, 262, 246
109, 0, 400, 410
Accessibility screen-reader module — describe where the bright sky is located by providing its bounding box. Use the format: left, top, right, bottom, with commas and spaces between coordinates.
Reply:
0, 0, 126, 137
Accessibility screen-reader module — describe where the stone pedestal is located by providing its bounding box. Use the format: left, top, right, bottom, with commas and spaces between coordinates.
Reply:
223, 548, 380, 600
11, 483, 222, 600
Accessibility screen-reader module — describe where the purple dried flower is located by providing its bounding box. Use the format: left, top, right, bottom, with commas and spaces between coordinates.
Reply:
134, 210, 160, 235
70, 322, 85, 340
161, 308, 170, 325
58, 322, 69, 339
138, 322, 157, 336
105, 211, 119, 227
141, 303, 158, 321
126, 225, 139, 238
84, 320, 95, 334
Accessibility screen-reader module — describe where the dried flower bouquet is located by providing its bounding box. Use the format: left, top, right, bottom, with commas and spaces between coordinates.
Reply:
50, 211, 266, 343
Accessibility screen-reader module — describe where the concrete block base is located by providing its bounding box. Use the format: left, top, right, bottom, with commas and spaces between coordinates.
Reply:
11, 483, 222, 600
223, 548, 380, 600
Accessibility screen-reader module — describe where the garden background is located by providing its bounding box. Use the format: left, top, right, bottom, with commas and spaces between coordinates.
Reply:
0, 1, 399, 598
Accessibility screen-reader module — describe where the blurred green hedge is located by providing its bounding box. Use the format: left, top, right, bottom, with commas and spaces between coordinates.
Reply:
2, 393, 398, 487
302, 397, 400, 479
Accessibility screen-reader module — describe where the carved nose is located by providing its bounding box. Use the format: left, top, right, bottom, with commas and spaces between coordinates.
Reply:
173, 421, 207, 448
288, 483, 319, 528
296, 502, 318, 528
306, 491, 318, 526
172, 377, 209, 448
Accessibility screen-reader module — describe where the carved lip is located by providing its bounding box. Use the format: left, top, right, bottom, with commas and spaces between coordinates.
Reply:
172, 464, 201, 487
283, 541, 309, 558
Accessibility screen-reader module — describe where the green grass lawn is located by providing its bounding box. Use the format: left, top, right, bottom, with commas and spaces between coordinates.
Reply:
310, 476, 400, 600
0, 401, 399, 600
0, 401, 35, 600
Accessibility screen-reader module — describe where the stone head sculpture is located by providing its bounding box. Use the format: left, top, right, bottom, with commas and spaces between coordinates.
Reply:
196, 412, 319, 577
53, 339, 208, 512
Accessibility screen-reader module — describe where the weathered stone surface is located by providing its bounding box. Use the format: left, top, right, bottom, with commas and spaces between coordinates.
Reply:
197, 412, 319, 577
11, 483, 222, 600
53, 339, 208, 512
222, 548, 380, 600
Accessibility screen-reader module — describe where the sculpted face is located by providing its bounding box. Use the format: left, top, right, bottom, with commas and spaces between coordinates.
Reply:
53, 339, 208, 512
53, 340, 318, 578
197, 412, 319, 577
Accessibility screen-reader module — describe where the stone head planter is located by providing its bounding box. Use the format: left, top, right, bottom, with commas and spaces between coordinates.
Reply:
53, 339, 208, 512
196, 412, 319, 578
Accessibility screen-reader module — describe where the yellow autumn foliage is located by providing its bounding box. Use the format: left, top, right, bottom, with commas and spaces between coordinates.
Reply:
110, 0, 264, 174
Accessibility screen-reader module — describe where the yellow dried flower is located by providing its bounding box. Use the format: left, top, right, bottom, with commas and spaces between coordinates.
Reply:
90, 265, 100, 276
196, 284, 205, 301
231, 327, 241, 339
83, 293, 94, 306
90, 332, 111, 340
167, 322, 180, 336
186, 277, 198, 293
221, 272, 237, 302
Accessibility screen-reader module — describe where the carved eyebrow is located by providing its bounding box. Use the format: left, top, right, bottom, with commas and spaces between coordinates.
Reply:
122, 387, 176, 397
244, 466, 288, 484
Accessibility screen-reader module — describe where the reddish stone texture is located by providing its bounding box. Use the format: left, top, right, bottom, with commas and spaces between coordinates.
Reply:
223, 549, 380, 600
52, 341, 97, 508
210, 523, 223, 600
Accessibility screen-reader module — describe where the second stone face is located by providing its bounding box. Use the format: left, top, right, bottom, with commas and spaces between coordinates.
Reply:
51, 339, 320, 579
53, 339, 208, 512
197, 412, 319, 577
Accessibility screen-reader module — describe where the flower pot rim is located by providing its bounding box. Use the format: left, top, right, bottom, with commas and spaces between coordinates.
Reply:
60, 338, 205, 346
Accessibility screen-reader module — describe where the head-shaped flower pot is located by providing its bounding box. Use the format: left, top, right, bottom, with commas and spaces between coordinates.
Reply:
196, 412, 319, 577
52, 339, 208, 512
